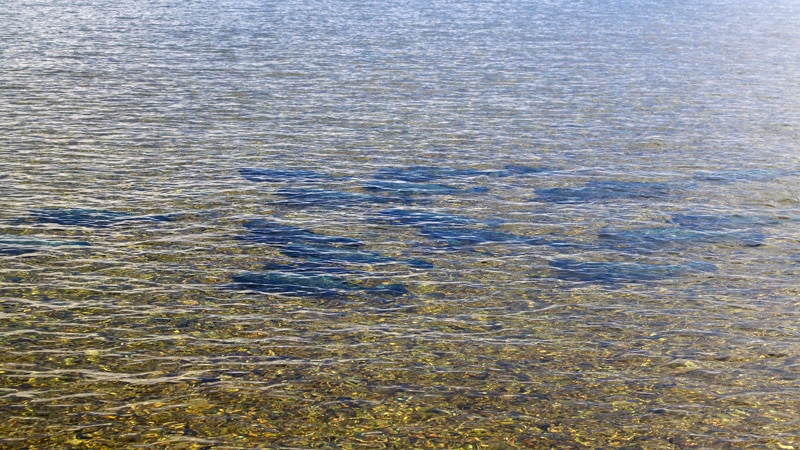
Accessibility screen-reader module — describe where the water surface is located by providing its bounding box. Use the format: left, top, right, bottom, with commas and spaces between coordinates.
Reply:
3, 0, 800, 448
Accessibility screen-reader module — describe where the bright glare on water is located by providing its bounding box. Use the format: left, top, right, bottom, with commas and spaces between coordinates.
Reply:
2, 0, 800, 448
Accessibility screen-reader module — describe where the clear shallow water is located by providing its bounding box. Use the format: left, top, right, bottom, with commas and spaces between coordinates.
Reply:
2, 0, 800, 448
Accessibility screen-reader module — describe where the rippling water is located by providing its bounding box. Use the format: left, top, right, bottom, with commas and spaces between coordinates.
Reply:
3, 0, 800, 448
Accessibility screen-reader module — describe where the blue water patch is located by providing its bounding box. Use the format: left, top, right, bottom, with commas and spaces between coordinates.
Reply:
260, 262, 365, 276
373, 164, 552, 182
229, 271, 406, 299
362, 180, 488, 196
239, 168, 333, 183
418, 226, 548, 247
236, 218, 421, 299
669, 214, 769, 247
501, 164, 552, 176
21, 208, 176, 228
373, 166, 501, 182
241, 219, 363, 247
228, 269, 409, 301
549, 258, 717, 284
692, 169, 785, 183
281, 243, 433, 269
374, 208, 545, 249
374, 208, 479, 227
534, 180, 674, 204
669, 213, 773, 231
272, 188, 420, 209
598, 226, 765, 251
0, 246, 37, 256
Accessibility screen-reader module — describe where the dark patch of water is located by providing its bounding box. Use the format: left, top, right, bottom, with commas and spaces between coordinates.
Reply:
693, 169, 785, 183
0, 235, 91, 256
374, 166, 500, 182
549, 258, 718, 284
598, 226, 765, 251
281, 243, 433, 269
363, 180, 487, 196
419, 226, 548, 248
21, 208, 175, 228
272, 188, 419, 209
534, 181, 674, 204
229, 271, 408, 300
239, 168, 334, 183
374, 208, 479, 228
241, 219, 363, 247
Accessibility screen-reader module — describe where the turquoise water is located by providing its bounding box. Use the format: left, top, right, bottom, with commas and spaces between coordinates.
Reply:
2, 0, 800, 448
